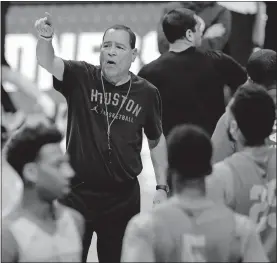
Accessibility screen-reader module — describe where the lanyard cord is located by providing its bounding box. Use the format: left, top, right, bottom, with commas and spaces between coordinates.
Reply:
100, 73, 132, 151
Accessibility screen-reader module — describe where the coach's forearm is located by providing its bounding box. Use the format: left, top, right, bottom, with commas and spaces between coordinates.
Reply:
36, 38, 64, 81
149, 134, 168, 185
36, 38, 55, 71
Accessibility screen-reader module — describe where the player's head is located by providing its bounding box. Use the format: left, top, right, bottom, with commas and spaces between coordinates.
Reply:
100, 25, 137, 83
247, 49, 276, 88
227, 82, 275, 147
5, 114, 75, 201
247, 49, 276, 109
162, 8, 203, 47
167, 124, 212, 193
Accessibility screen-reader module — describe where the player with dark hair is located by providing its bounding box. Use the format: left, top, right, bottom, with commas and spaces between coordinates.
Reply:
121, 124, 269, 262
35, 12, 168, 263
207, 83, 276, 262
2, 114, 84, 262
212, 49, 276, 163
139, 8, 247, 137
247, 49, 276, 88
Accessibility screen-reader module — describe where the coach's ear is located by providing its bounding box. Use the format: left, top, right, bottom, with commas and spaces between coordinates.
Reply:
131, 48, 138, 62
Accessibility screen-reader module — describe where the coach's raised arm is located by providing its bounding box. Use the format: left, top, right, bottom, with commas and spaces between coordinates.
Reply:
35, 12, 64, 81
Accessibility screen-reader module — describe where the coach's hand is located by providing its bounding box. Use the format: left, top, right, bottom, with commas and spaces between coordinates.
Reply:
35, 12, 54, 40
153, 189, 167, 207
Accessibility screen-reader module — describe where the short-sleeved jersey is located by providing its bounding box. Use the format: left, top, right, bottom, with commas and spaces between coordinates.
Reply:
121, 197, 269, 262
2, 204, 83, 262
1, 159, 23, 218
207, 146, 276, 261
53, 61, 162, 191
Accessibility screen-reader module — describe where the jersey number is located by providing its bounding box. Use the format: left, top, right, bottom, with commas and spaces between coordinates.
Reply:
249, 179, 276, 232
182, 234, 206, 262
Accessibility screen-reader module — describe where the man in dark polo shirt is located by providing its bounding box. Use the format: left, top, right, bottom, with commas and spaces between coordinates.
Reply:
35, 12, 168, 263
139, 8, 247, 137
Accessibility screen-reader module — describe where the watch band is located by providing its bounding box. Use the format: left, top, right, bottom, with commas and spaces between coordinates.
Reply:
156, 184, 169, 193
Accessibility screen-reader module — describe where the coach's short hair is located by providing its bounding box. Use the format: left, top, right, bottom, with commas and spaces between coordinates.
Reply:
230, 82, 275, 146
5, 115, 63, 179
167, 124, 212, 181
162, 8, 197, 44
247, 49, 276, 88
103, 24, 136, 49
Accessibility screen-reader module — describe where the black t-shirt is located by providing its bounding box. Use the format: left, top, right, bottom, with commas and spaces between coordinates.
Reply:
53, 60, 162, 192
139, 47, 247, 136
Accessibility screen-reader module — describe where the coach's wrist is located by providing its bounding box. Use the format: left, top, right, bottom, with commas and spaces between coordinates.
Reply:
39, 34, 54, 41
156, 184, 169, 194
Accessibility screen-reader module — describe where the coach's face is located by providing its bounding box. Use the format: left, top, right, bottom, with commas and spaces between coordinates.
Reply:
100, 29, 137, 83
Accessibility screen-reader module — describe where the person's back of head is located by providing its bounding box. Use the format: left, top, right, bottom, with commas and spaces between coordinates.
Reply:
5, 114, 63, 181
167, 124, 212, 193
247, 49, 276, 89
162, 8, 201, 46
229, 82, 275, 147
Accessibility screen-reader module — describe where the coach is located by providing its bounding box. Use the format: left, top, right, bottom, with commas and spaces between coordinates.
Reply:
35, 12, 168, 263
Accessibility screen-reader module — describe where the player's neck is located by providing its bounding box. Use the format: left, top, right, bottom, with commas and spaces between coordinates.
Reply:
175, 179, 206, 199
178, 187, 206, 200
236, 140, 245, 152
21, 190, 56, 220
169, 40, 194, 53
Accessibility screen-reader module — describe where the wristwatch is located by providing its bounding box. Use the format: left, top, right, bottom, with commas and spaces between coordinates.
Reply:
156, 184, 169, 193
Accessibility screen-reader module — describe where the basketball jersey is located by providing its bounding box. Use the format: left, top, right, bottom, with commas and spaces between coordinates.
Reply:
151, 198, 241, 262
224, 146, 276, 261
7, 206, 82, 262
1, 159, 23, 218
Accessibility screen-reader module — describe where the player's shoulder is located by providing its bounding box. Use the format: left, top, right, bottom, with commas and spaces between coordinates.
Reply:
234, 212, 257, 238
124, 212, 158, 240
128, 211, 155, 231
211, 159, 234, 181
151, 197, 189, 224
2, 208, 24, 227
58, 203, 84, 223
226, 149, 259, 170
58, 203, 85, 236
2, 210, 23, 245
213, 159, 232, 173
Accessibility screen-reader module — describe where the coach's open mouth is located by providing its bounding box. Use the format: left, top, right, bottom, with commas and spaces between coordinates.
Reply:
107, 60, 116, 65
